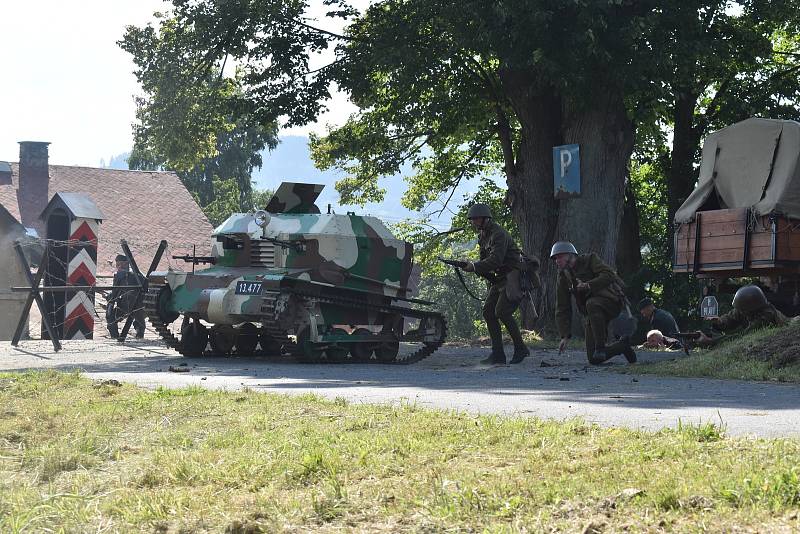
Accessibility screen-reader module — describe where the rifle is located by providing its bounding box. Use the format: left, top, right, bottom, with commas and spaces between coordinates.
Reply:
438, 257, 469, 270
670, 331, 723, 355
172, 254, 216, 265
438, 257, 487, 301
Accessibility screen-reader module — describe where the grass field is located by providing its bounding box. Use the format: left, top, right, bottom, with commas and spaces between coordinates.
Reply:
626, 323, 800, 383
1, 370, 800, 532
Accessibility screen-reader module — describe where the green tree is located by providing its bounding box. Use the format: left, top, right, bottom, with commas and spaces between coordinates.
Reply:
118, 0, 800, 326
614, 6, 799, 306
119, 14, 280, 223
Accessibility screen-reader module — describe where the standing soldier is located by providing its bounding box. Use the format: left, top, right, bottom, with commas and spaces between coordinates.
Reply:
461, 203, 530, 365
550, 241, 636, 364
107, 254, 146, 340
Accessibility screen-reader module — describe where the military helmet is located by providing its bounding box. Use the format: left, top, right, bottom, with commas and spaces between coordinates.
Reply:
115, 254, 128, 262
467, 203, 492, 219
732, 285, 769, 314
550, 241, 578, 258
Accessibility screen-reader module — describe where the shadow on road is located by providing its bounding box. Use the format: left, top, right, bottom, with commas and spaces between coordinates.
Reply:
2, 340, 798, 414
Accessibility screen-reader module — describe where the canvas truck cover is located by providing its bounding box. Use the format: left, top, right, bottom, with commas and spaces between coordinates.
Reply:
675, 118, 800, 223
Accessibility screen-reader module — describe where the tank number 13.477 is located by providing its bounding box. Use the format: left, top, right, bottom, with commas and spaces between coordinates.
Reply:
235, 281, 264, 295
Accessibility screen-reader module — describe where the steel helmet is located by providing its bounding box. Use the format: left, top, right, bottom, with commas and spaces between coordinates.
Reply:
550, 241, 578, 258
467, 203, 492, 219
732, 285, 769, 314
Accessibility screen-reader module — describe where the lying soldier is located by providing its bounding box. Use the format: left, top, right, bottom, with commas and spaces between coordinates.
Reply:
697, 285, 788, 346
642, 329, 682, 350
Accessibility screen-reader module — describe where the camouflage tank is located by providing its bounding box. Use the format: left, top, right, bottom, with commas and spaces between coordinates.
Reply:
143, 182, 447, 363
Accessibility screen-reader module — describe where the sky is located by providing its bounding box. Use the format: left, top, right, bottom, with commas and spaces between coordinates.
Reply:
0, 0, 478, 227
0, 0, 359, 166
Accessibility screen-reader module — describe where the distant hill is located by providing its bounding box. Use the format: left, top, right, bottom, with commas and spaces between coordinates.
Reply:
105, 137, 486, 228
100, 152, 130, 170
253, 136, 481, 228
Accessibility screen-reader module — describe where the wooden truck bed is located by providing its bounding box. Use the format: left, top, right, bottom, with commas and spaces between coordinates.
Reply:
674, 208, 800, 276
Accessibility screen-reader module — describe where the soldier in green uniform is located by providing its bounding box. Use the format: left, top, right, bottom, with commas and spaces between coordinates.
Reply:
551, 241, 636, 364
697, 285, 788, 346
461, 203, 530, 365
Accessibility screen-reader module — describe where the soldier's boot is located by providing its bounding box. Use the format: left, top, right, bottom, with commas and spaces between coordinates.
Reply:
621, 337, 637, 363
503, 317, 529, 364
603, 338, 637, 364
588, 348, 612, 365
481, 320, 507, 365
107, 323, 120, 340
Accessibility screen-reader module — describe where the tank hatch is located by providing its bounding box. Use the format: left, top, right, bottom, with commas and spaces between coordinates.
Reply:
265, 182, 325, 214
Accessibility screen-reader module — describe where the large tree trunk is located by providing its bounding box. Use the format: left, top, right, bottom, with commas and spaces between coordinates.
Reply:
616, 181, 642, 282
500, 73, 635, 332
558, 91, 634, 263
498, 72, 562, 332
664, 91, 701, 301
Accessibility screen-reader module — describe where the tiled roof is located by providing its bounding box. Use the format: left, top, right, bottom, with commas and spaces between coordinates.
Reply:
0, 185, 20, 221
0, 163, 212, 275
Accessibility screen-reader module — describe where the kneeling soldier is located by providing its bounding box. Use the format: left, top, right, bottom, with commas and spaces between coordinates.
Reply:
551, 241, 636, 364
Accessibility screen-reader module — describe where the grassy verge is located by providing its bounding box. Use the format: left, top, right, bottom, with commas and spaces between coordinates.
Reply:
2, 371, 800, 532
448, 330, 585, 350
626, 323, 800, 383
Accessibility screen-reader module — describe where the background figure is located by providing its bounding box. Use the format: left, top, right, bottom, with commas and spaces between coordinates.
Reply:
638, 298, 680, 337
107, 254, 146, 339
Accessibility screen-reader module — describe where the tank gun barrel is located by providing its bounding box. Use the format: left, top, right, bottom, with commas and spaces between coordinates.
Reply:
172, 254, 216, 265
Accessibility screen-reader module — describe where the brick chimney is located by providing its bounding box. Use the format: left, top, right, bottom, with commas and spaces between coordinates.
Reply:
17, 141, 50, 230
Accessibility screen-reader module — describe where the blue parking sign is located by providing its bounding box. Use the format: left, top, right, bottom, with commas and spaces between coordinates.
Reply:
553, 144, 580, 199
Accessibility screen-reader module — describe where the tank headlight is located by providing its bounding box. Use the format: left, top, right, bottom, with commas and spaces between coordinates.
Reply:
254, 210, 270, 228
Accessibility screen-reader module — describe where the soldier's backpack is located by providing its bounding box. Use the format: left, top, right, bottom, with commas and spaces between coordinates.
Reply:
506, 253, 540, 303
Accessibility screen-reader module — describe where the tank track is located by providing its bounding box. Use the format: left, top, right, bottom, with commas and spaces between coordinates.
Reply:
259, 288, 448, 365
143, 282, 183, 353
143, 283, 447, 364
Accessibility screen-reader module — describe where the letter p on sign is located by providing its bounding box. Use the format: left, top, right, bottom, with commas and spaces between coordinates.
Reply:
560, 149, 572, 178
553, 144, 580, 199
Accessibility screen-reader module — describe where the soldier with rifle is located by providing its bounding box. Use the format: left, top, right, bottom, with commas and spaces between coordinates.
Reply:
442, 203, 536, 365
550, 241, 637, 365
695, 285, 788, 347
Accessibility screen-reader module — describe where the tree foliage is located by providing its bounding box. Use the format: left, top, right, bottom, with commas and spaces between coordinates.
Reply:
120, 0, 800, 334
119, 11, 280, 225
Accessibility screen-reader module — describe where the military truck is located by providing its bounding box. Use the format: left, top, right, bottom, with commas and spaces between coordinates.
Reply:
144, 182, 447, 362
674, 118, 800, 314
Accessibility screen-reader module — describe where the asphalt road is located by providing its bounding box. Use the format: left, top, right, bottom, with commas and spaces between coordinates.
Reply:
2, 339, 799, 438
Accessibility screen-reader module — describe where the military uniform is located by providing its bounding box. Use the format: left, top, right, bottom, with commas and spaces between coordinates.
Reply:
556, 253, 627, 364
107, 269, 146, 339
649, 308, 680, 336
712, 304, 788, 335
472, 219, 527, 362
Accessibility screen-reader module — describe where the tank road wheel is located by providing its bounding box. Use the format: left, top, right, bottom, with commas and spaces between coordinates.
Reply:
259, 329, 283, 356
235, 323, 260, 356
423, 315, 447, 349
296, 327, 323, 363
154, 284, 180, 324
209, 327, 235, 356
181, 321, 208, 357
350, 328, 376, 361
375, 333, 400, 363
325, 328, 351, 362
